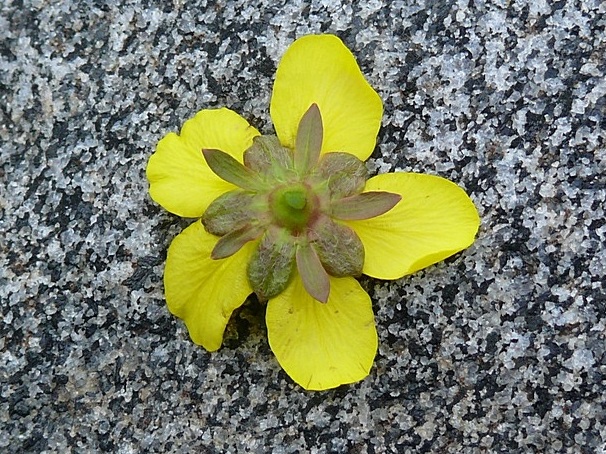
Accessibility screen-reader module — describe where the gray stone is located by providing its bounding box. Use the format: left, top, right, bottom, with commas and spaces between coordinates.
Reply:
1, 0, 605, 452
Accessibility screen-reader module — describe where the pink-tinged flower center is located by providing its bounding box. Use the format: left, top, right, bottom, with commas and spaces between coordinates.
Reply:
201, 103, 401, 303
270, 184, 317, 233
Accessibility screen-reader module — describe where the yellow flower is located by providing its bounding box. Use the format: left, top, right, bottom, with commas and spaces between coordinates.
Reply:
146, 35, 480, 391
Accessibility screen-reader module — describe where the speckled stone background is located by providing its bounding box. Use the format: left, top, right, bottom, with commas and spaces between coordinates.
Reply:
2, 0, 605, 452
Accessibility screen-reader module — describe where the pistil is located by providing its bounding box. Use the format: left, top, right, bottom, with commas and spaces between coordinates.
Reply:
270, 184, 317, 233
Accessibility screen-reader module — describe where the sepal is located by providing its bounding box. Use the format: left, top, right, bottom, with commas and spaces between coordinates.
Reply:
295, 242, 330, 303
203, 148, 266, 191
331, 191, 401, 220
294, 104, 323, 175
202, 190, 263, 236
317, 152, 367, 199
211, 225, 264, 259
247, 228, 296, 300
243, 136, 295, 181
310, 216, 364, 277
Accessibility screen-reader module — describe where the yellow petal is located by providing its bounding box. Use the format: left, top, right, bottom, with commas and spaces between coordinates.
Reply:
164, 220, 255, 351
345, 173, 480, 280
266, 275, 377, 390
270, 35, 382, 161
147, 108, 260, 217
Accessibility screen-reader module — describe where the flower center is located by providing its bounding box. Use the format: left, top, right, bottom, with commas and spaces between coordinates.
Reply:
270, 184, 315, 232
200, 104, 401, 303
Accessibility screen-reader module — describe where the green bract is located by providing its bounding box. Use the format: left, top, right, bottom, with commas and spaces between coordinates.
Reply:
201, 104, 401, 303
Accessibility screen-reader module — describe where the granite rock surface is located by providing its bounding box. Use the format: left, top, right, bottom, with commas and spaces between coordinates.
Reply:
1, 0, 605, 452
